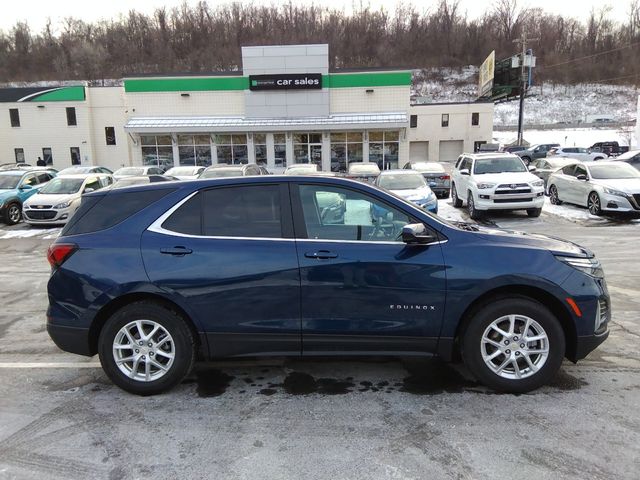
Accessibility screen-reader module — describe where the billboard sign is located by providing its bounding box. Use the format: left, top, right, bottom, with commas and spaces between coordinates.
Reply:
249, 74, 322, 91
478, 51, 495, 98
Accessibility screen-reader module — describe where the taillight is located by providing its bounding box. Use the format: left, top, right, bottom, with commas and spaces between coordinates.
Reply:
440, 175, 450, 180
47, 243, 78, 268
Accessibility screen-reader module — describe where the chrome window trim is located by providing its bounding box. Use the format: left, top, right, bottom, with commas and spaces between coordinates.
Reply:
148, 189, 447, 245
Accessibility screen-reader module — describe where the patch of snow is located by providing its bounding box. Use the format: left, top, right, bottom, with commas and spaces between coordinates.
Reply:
436, 199, 468, 223
0, 228, 61, 239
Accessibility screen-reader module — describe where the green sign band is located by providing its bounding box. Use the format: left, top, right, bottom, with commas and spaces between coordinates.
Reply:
125, 72, 411, 93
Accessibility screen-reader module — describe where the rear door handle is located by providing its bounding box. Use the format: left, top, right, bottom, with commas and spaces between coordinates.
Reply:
160, 246, 193, 256
304, 250, 338, 259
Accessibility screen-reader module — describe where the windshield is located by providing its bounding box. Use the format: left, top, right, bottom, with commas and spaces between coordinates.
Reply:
0, 174, 21, 189
39, 177, 85, 194
589, 163, 640, 179
378, 173, 426, 190
115, 168, 144, 176
200, 169, 243, 178
474, 157, 527, 174
349, 164, 379, 174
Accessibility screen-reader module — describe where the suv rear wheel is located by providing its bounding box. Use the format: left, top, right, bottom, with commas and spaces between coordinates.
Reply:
527, 207, 542, 217
461, 297, 565, 393
4, 202, 21, 225
98, 301, 196, 395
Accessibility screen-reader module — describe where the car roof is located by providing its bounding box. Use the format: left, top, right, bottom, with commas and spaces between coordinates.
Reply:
465, 152, 520, 159
55, 173, 111, 179
379, 169, 422, 175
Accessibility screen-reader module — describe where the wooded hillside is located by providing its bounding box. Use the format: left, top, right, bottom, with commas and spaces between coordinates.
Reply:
1, 0, 639, 85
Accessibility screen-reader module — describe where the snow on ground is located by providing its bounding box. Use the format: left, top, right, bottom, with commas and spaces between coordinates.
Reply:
436, 198, 467, 223
493, 127, 636, 149
0, 227, 60, 239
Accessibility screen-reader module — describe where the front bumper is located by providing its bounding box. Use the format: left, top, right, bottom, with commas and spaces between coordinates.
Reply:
476, 190, 545, 210
573, 330, 609, 361
600, 192, 640, 212
23, 206, 73, 225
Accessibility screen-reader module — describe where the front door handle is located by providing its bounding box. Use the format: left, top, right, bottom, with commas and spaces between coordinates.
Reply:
304, 250, 338, 259
160, 246, 193, 256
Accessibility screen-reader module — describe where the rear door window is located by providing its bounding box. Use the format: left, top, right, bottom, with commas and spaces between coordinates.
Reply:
161, 185, 284, 238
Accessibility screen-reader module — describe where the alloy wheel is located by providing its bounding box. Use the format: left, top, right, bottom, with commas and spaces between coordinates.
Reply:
549, 186, 560, 205
480, 314, 549, 380
588, 192, 601, 215
8, 204, 21, 224
112, 319, 175, 382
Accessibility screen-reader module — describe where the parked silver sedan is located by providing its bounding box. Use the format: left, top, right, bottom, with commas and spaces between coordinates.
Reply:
529, 156, 576, 188
547, 161, 640, 215
403, 161, 450, 198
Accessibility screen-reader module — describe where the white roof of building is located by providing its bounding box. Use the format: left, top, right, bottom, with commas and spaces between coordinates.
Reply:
124, 112, 408, 133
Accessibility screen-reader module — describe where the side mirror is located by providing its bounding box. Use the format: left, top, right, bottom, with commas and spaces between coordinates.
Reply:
402, 223, 437, 245
528, 166, 537, 172
19, 184, 33, 190
576, 174, 588, 181
459, 168, 470, 176
84, 187, 95, 193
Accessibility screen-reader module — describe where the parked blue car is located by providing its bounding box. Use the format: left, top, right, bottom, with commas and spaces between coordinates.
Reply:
46, 176, 609, 395
0, 169, 56, 224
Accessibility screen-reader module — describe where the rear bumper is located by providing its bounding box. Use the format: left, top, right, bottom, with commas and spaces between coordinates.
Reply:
47, 322, 93, 356
572, 330, 609, 362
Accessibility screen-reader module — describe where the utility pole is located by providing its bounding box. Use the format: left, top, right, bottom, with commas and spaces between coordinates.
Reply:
514, 32, 538, 146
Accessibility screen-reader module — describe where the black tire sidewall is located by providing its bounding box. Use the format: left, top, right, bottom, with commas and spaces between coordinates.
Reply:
462, 297, 565, 393
98, 302, 195, 395
527, 207, 542, 217
588, 192, 602, 215
452, 183, 462, 207
5, 203, 21, 225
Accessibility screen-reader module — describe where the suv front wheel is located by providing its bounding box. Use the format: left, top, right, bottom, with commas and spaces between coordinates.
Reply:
467, 192, 482, 220
98, 301, 196, 395
451, 183, 463, 208
461, 297, 565, 393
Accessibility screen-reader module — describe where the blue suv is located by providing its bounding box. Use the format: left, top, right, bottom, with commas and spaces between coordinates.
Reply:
0, 169, 56, 224
46, 176, 610, 395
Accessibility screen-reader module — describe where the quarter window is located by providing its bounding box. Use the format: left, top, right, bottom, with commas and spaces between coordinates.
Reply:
298, 184, 413, 242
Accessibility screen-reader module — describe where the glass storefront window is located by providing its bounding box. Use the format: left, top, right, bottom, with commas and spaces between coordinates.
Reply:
274, 133, 286, 168
330, 131, 363, 172
178, 134, 212, 166
369, 130, 399, 170
141, 135, 174, 169
254, 133, 267, 166
293, 132, 322, 167
215, 134, 247, 164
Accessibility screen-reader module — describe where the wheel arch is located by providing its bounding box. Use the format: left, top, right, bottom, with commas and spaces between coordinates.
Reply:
452, 285, 577, 362
88, 292, 206, 357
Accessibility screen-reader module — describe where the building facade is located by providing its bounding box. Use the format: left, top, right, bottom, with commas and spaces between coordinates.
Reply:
1, 44, 493, 172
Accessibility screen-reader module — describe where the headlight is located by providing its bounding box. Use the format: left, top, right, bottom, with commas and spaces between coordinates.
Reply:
476, 183, 496, 190
531, 180, 544, 187
603, 187, 627, 197
555, 255, 604, 278
54, 201, 71, 209
23, 204, 30, 209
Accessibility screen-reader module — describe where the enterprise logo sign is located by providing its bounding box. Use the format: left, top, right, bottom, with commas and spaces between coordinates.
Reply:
249, 74, 322, 91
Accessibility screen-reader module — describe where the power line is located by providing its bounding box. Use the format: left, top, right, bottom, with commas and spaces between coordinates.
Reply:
588, 72, 640, 84
540, 40, 640, 70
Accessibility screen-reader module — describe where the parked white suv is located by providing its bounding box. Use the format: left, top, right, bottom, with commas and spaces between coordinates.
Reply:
451, 153, 545, 219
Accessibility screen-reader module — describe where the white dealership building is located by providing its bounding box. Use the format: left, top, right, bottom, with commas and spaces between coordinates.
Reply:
1, 44, 493, 172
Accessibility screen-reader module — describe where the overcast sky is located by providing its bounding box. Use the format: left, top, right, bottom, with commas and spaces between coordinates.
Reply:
1, 0, 631, 33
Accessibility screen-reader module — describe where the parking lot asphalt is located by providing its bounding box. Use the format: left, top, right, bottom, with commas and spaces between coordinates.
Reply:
0, 206, 639, 480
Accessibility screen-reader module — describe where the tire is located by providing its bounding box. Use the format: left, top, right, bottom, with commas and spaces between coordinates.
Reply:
521, 156, 531, 165
467, 191, 482, 220
548, 185, 562, 205
461, 296, 565, 393
527, 207, 542, 217
98, 301, 196, 396
587, 191, 602, 216
4, 202, 21, 225
451, 183, 463, 207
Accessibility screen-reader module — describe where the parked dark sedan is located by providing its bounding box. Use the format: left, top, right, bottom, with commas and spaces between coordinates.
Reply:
46, 176, 609, 395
